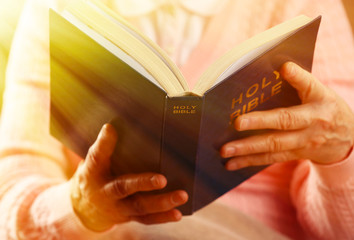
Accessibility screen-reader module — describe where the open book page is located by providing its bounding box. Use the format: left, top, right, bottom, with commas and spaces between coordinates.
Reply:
61, 11, 163, 90
65, 0, 187, 96
58, 0, 313, 98
87, 0, 189, 91
193, 15, 312, 95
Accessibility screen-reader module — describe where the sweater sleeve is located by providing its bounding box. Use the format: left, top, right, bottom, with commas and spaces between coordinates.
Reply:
0, 0, 102, 239
0, 156, 99, 240
289, 1, 354, 239
291, 152, 354, 239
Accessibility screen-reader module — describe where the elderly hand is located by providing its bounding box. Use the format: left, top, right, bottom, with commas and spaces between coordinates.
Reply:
70, 124, 188, 232
221, 62, 354, 170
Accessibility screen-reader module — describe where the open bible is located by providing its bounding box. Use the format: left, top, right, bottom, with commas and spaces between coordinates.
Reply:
50, 0, 321, 214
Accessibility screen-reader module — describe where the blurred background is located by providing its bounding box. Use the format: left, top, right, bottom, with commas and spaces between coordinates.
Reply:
0, 0, 353, 115
0, 0, 26, 114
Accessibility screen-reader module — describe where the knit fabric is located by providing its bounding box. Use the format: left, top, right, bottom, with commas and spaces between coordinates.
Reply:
0, 0, 353, 239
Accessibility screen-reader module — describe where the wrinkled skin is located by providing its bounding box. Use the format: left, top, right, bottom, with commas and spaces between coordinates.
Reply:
221, 62, 354, 170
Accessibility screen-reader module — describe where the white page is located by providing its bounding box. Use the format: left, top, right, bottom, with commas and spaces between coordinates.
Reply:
214, 31, 295, 86
62, 11, 163, 90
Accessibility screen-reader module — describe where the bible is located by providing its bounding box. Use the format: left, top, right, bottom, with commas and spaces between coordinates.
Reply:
50, 0, 321, 214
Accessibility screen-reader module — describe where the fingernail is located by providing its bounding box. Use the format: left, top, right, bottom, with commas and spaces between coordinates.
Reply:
239, 119, 249, 130
151, 175, 166, 188
172, 209, 183, 221
286, 62, 296, 77
97, 125, 106, 139
150, 175, 159, 188
172, 192, 188, 205
223, 147, 235, 158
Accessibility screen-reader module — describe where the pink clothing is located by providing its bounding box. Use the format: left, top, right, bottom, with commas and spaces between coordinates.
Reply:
0, 0, 354, 239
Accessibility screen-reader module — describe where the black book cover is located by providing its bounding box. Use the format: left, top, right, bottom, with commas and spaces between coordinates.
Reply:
50, 11, 321, 214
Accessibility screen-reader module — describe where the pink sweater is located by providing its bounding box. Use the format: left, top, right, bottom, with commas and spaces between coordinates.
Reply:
0, 0, 353, 239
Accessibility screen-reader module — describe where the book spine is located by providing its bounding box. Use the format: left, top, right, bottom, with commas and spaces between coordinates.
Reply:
160, 95, 203, 215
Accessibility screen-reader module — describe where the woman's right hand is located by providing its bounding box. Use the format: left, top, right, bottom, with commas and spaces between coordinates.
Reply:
70, 124, 188, 232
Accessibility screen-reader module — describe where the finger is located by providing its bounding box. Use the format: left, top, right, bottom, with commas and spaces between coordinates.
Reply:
118, 190, 188, 216
225, 151, 299, 171
85, 123, 118, 175
280, 62, 326, 102
121, 190, 188, 216
132, 209, 183, 225
234, 103, 315, 131
103, 173, 167, 199
221, 129, 306, 158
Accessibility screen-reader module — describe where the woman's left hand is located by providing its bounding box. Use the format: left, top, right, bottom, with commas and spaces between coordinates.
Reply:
220, 62, 354, 170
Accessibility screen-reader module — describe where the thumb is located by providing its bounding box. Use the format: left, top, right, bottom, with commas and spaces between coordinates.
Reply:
84, 123, 118, 177
280, 62, 326, 103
